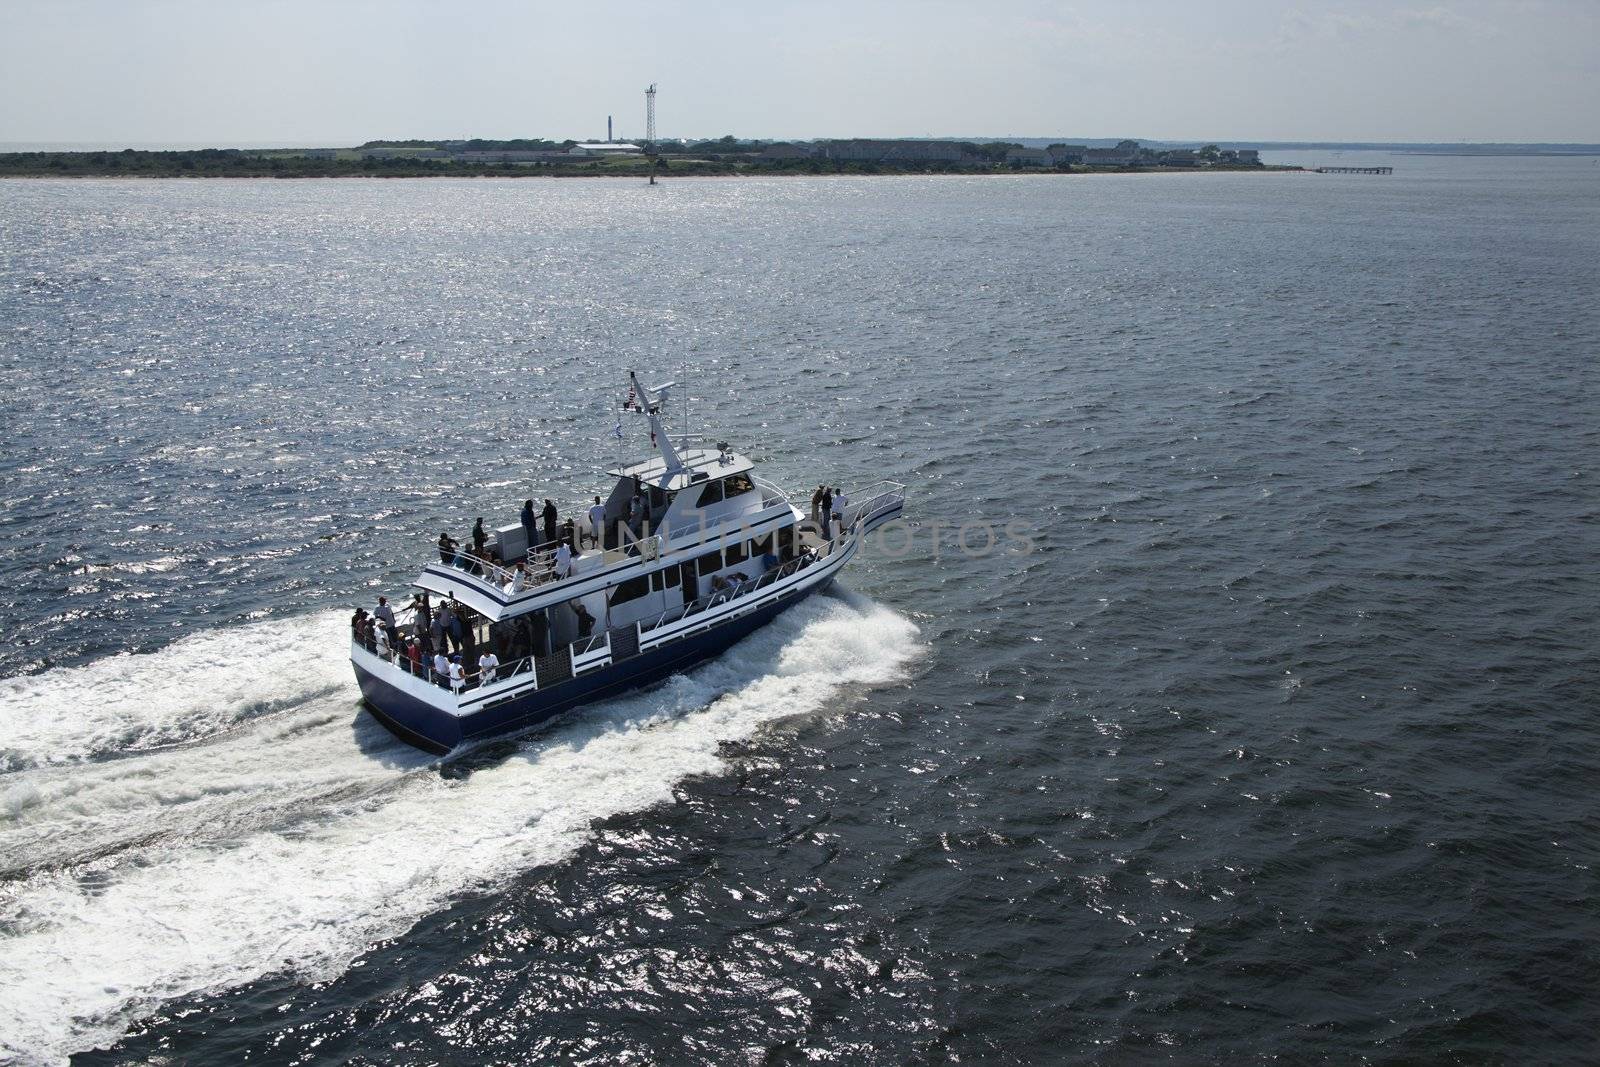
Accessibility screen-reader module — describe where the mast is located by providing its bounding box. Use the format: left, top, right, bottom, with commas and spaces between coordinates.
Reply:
627, 370, 686, 475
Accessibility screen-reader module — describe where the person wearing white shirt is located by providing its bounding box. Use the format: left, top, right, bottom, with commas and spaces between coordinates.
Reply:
374, 595, 395, 635
505, 562, 528, 594
433, 651, 450, 688
554, 541, 573, 578
448, 658, 465, 694
831, 488, 848, 536
587, 497, 606, 548
478, 650, 500, 685
373, 624, 391, 661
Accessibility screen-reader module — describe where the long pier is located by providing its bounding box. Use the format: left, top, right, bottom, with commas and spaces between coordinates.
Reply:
1314, 166, 1393, 175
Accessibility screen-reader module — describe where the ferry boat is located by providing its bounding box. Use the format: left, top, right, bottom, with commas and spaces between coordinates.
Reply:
349, 372, 905, 753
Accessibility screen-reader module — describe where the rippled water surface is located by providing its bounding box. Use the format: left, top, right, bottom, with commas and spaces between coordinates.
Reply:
1, 158, 1597, 1064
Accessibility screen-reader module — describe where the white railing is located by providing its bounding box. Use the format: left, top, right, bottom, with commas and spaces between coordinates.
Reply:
840, 479, 905, 532
751, 475, 792, 509
637, 539, 839, 636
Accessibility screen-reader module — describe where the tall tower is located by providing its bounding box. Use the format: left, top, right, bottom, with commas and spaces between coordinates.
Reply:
645, 83, 657, 148
607, 115, 613, 142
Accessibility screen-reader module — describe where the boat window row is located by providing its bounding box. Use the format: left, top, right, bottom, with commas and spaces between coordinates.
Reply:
609, 523, 796, 607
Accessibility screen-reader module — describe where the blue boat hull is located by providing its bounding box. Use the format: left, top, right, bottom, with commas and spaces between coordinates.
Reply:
355, 578, 827, 754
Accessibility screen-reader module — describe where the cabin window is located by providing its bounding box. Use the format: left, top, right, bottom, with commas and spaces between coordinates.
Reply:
649, 486, 671, 511
650, 570, 664, 592
751, 532, 774, 557
777, 525, 795, 559
663, 565, 680, 588
723, 473, 755, 498
696, 479, 724, 507
725, 540, 747, 566
611, 575, 650, 605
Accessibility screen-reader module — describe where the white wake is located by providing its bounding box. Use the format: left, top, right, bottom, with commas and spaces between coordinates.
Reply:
0, 595, 919, 1065
0, 611, 353, 772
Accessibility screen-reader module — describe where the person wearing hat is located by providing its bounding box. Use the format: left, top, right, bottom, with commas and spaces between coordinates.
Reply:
448, 654, 466, 694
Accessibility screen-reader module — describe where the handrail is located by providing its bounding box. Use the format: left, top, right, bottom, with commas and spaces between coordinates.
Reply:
571, 631, 609, 658
838, 480, 905, 532
750, 475, 792, 508
637, 539, 838, 635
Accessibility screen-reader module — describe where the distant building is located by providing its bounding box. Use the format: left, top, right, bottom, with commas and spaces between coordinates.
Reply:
1160, 149, 1199, 167
1235, 149, 1261, 164
360, 148, 450, 160
457, 150, 584, 164
1005, 147, 1053, 167
1047, 144, 1087, 165
761, 142, 815, 159
571, 142, 643, 156
1082, 146, 1139, 167
819, 139, 975, 163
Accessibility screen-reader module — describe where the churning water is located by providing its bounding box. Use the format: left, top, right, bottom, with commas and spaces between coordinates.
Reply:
1, 156, 1596, 1063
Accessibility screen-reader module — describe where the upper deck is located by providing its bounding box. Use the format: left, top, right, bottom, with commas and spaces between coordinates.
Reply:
609, 445, 752, 491
411, 460, 799, 622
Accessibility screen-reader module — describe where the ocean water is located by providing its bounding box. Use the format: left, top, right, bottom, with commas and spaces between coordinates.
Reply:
0, 158, 1596, 1064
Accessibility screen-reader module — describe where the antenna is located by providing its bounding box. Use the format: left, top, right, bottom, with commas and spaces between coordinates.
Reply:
645, 83, 657, 150
627, 370, 685, 474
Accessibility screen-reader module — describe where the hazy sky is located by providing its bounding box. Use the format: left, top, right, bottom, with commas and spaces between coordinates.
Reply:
2, 0, 1596, 144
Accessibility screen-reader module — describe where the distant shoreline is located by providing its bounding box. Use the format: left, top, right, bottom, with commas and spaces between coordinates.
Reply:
0, 146, 1295, 180
0, 169, 1303, 180
0, 161, 1299, 180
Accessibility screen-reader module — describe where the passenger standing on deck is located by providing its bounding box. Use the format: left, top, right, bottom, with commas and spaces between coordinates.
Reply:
477, 648, 499, 685
810, 484, 824, 525
472, 518, 487, 556
437, 531, 457, 565
429, 609, 446, 656
554, 540, 573, 579
520, 500, 535, 550
573, 602, 595, 639
448, 655, 465, 694
628, 491, 645, 536
587, 496, 605, 548
819, 487, 833, 538
832, 488, 848, 537
437, 601, 458, 653
405, 638, 422, 676
373, 622, 391, 661
374, 595, 395, 640
531, 610, 551, 657
447, 598, 465, 654
433, 649, 450, 688
542, 498, 558, 548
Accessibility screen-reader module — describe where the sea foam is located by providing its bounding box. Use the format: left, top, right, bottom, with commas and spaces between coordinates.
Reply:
0, 594, 918, 1065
